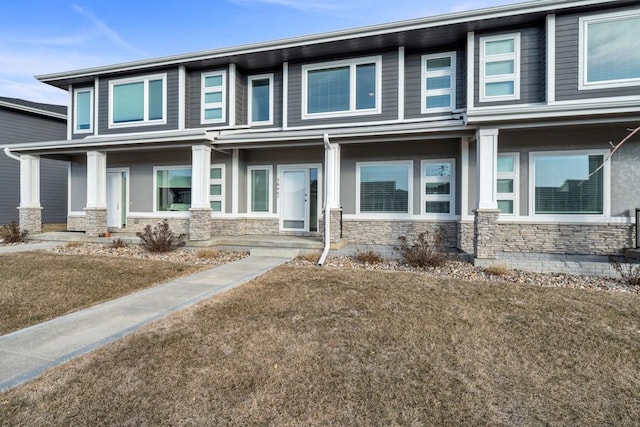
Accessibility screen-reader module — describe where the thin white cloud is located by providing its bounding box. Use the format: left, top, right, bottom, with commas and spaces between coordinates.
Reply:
71, 4, 148, 57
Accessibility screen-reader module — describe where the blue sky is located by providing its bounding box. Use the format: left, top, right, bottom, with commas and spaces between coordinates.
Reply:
0, 0, 525, 105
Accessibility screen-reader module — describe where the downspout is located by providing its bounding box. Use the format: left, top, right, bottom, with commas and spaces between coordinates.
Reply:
318, 133, 332, 266
4, 147, 20, 161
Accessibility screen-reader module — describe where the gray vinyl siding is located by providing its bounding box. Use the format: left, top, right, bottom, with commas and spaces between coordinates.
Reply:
287, 50, 398, 127
188, 68, 229, 128
97, 68, 180, 135
404, 47, 465, 120
340, 140, 460, 216
475, 27, 545, 107
0, 107, 67, 224
69, 155, 87, 212
236, 69, 246, 126
555, 7, 640, 101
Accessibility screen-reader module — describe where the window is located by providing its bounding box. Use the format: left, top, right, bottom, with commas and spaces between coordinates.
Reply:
210, 165, 225, 213
248, 74, 273, 125
247, 166, 272, 213
109, 74, 166, 127
480, 33, 520, 101
201, 71, 226, 124
580, 11, 640, 90
155, 167, 191, 212
421, 53, 456, 113
357, 161, 412, 214
302, 56, 381, 118
421, 159, 455, 216
74, 88, 93, 133
530, 151, 609, 216
497, 153, 519, 215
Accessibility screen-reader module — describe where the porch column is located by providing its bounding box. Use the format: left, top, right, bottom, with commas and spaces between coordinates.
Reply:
85, 151, 107, 237
325, 141, 342, 242
473, 128, 500, 259
189, 144, 212, 241
18, 154, 42, 234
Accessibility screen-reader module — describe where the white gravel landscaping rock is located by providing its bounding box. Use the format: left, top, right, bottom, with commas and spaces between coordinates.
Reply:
42, 243, 248, 267
291, 256, 639, 295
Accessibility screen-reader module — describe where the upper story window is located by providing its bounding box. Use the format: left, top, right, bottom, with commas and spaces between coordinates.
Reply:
580, 11, 640, 90
201, 71, 226, 124
421, 159, 455, 217
421, 52, 456, 113
248, 74, 273, 125
109, 74, 166, 128
529, 150, 609, 216
74, 88, 93, 133
480, 33, 520, 102
302, 56, 381, 119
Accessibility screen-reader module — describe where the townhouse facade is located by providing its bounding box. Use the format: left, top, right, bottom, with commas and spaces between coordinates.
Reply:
0, 97, 67, 224
7, 0, 640, 262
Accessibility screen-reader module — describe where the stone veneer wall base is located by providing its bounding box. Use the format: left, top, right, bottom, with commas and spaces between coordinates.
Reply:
189, 208, 213, 241
85, 208, 107, 237
473, 209, 500, 259
18, 207, 42, 235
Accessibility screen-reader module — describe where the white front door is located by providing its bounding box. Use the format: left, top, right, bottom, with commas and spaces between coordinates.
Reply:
106, 170, 126, 228
280, 168, 308, 231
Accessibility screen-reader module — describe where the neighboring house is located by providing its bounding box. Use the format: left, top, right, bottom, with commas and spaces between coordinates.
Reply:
0, 97, 67, 225
6, 0, 640, 265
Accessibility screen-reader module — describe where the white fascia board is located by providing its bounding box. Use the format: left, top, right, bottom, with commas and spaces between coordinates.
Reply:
36, 0, 618, 84
0, 100, 66, 120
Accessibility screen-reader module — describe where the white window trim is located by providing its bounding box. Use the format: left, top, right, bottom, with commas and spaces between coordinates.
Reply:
421, 159, 456, 218
579, 10, 640, 91
528, 149, 610, 219
210, 163, 225, 214
302, 55, 382, 120
74, 87, 93, 134
421, 52, 456, 114
479, 33, 521, 102
248, 73, 274, 126
247, 165, 273, 215
497, 153, 519, 217
153, 165, 191, 214
356, 160, 413, 217
108, 73, 167, 128
201, 70, 227, 124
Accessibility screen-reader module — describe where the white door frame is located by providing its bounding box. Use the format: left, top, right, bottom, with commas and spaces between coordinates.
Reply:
277, 163, 322, 232
106, 168, 130, 228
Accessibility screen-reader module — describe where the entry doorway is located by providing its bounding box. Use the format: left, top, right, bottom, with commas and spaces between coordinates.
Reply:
278, 164, 321, 232
106, 168, 129, 228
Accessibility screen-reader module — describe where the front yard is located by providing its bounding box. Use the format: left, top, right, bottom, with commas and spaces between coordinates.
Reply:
1, 264, 638, 425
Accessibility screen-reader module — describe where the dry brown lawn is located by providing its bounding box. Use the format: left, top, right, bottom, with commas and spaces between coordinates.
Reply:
1, 265, 639, 426
0, 252, 204, 335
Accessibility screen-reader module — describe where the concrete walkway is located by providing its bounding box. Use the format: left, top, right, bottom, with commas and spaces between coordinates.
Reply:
0, 254, 292, 392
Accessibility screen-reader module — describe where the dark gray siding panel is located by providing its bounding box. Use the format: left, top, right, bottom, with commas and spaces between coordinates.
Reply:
0, 107, 67, 223
69, 155, 87, 212
475, 26, 545, 107
97, 68, 180, 134
404, 47, 465, 120
556, 7, 640, 101
236, 69, 246, 126
188, 68, 230, 128
287, 50, 398, 127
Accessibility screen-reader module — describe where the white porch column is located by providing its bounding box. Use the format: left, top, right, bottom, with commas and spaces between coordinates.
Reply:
474, 128, 500, 259
476, 128, 499, 210
191, 144, 212, 208
85, 151, 107, 237
86, 151, 107, 209
18, 154, 42, 234
189, 144, 213, 241
325, 142, 341, 209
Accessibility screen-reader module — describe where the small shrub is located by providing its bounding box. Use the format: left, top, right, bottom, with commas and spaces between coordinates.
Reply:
609, 250, 640, 287
484, 264, 512, 277
197, 249, 218, 259
136, 220, 185, 253
0, 222, 28, 243
110, 238, 127, 249
354, 250, 384, 264
395, 228, 448, 268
